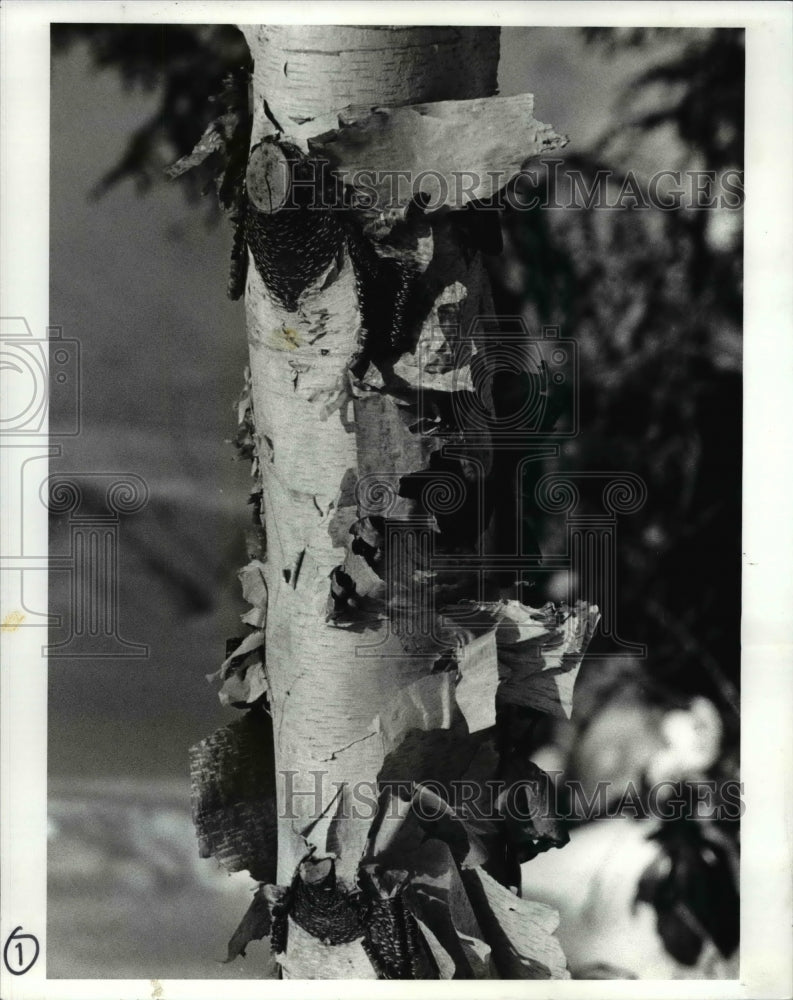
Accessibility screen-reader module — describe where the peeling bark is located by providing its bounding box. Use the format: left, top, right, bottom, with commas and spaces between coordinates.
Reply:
308, 93, 568, 210
239, 24, 515, 893
189, 24, 597, 980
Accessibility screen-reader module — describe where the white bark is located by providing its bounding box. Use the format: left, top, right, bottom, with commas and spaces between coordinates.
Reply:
200, 24, 591, 979
240, 24, 504, 889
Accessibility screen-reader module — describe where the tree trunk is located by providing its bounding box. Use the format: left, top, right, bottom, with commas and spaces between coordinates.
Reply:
242, 22, 502, 880
191, 24, 597, 980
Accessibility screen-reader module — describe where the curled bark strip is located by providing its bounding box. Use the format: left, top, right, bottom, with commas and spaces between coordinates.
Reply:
238, 558, 268, 628
367, 785, 489, 872
372, 672, 457, 756
454, 629, 499, 733
225, 883, 286, 963
207, 631, 269, 709
462, 865, 569, 979
189, 711, 277, 881
307, 94, 569, 214
498, 759, 570, 863
496, 601, 601, 719
442, 600, 601, 719
402, 838, 493, 979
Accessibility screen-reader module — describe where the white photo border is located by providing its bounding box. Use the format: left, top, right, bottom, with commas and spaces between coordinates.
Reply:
1, 2, 791, 998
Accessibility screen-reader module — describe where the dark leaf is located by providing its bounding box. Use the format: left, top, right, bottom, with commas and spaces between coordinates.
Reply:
635, 820, 739, 965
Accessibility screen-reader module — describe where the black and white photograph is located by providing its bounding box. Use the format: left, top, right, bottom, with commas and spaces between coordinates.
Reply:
1, 3, 791, 996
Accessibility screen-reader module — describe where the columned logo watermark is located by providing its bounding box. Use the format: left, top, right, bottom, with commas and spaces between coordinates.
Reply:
0, 317, 149, 657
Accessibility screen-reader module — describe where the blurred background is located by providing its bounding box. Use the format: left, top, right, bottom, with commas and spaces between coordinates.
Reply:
48, 25, 742, 979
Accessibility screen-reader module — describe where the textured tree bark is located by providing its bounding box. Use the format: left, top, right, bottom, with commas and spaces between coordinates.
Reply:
195, 24, 596, 979
240, 23, 503, 887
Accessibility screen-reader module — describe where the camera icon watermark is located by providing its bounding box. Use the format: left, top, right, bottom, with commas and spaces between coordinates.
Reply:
0, 318, 80, 436
1, 318, 148, 657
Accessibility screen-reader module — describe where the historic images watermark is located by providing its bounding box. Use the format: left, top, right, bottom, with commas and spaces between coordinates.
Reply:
280, 771, 745, 824
0, 316, 149, 657
260, 158, 744, 214
343, 164, 744, 213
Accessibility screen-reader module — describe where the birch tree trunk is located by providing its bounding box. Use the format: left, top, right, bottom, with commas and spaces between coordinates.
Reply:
190, 24, 598, 980
242, 21, 500, 883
